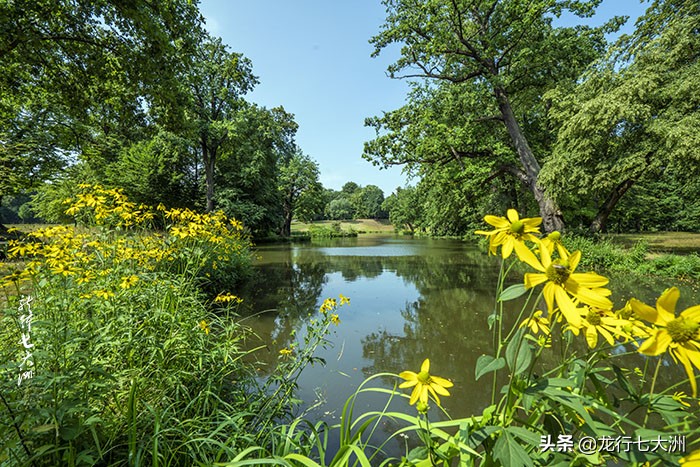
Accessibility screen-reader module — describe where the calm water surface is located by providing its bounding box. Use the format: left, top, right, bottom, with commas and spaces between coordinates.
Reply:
238, 235, 700, 454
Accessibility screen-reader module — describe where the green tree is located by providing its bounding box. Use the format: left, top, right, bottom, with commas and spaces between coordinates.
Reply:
327, 198, 354, 220
0, 0, 203, 193
216, 105, 298, 234
185, 36, 257, 213
278, 151, 323, 237
365, 0, 621, 232
542, 0, 700, 232
351, 184, 385, 219
106, 130, 197, 209
341, 182, 360, 196
383, 186, 422, 232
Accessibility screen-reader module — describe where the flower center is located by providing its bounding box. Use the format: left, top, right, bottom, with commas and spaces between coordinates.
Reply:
666, 317, 700, 343
509, 220, 525, 235
417, 371, 431, 384
586, 309, 602, 326
545, 259, 570, 285
548, 231, 561, 242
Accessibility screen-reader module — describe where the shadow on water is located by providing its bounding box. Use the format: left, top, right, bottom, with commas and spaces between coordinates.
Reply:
236, 235, 700, 460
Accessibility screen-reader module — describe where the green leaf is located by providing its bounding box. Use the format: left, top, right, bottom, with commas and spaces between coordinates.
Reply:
407, 446, 429, 462
493, 430, 535, 467
475, 355, 506, 381
506, 426, 541, 447
464, 425, 501, 449
498, 283, 528, 301
505, 329, 532, 376
612, 364, 639, 398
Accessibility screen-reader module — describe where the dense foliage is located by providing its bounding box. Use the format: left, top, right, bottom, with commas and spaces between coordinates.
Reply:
365, 0, 700, 235
0, 186, 347, 464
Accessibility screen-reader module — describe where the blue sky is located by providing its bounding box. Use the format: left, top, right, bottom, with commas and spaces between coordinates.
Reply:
198, 0, 650, 196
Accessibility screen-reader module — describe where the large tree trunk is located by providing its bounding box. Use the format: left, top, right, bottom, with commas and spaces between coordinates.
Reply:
494, 87, 565, 233
590, 179, 635, 234
281, 202, 293, 238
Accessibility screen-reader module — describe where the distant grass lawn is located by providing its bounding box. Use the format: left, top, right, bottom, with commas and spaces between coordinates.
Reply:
605, 231, 700, 255
291, 218, 395, 233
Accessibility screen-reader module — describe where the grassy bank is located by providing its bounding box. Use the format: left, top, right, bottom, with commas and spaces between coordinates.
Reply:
565, 233, 700, 281
605, 231, 700, 255
291, 218, 395, 234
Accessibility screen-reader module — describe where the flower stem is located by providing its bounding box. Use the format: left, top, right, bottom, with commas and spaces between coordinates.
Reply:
643, 358, 663, 428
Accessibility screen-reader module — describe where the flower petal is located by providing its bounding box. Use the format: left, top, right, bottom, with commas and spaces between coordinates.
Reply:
409, 385, 421, 405
514, 240, 542, 271
570, 272, 609, 288
426, 385, 441, 405
430, 382, 450, 396
430, 375, 454, 388
399, 380, 418, 388
638, 329, 672, 356
420, 385, 430, 404
657, 287, 680, 317
506, 209, 519, 223
543, 282, 556, 313
399, 371, 417, 381
525, 273, 548, 289
568, 250, 581, 272
585, 325, 598, 348
567, 287, 612, 310
484, 215, 509, 229
630, 298, 669, 326
672, 346, 698, 397
502, 237, 514, 259
421, 359, 430, 373
522, 217, 542, 230
555, 286, 582, 328
680, 305, 700, 323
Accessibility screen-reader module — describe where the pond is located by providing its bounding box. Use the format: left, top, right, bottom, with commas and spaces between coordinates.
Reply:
238, 234, 700, 455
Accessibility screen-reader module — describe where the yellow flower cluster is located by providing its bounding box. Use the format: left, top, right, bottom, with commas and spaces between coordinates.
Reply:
2, 185, 250, 305
64, 184, 154, 228
476, 210, 700, 396
214, 293, 243, 304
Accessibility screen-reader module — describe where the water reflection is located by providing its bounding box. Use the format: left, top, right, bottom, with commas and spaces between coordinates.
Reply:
238, 235, 699, 454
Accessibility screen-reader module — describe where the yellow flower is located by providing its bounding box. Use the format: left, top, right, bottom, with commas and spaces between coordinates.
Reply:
672, 391, 691, 408
519, 310, 550, 335
474, 209, 541, 264
199, 320, 210, 335
330, 314, 340, 326
279, 347, 293, 357
214, 293, 243, 304
523, 248, 612, 329
339, 294, 350, 305
539, 231, 569, 258
631, 287, 700, 396
51, 262, 78, 277
119, 275, 139, 289
320, 298, 337, 314
399, 358, 453, 406
615, 301, 651, 341
681, 448, 700, 466
94, 289, 115, 300
77, 272, 96, 284
576, 307, 631, 348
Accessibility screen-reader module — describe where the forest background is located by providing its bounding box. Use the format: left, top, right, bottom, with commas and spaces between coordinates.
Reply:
1, 0, 699, 240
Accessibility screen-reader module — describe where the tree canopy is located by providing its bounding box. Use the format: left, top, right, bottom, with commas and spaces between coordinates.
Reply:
365, 0, 622, 232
